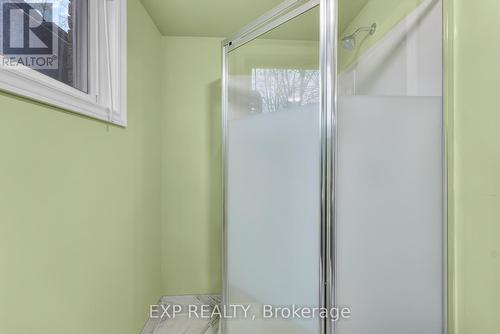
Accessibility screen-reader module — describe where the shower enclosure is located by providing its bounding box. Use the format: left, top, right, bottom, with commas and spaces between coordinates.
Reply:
222, 0, 446, 333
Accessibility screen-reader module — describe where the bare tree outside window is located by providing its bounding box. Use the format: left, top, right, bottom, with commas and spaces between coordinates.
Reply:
252, 68, 320, 113
37, 0, 88, 92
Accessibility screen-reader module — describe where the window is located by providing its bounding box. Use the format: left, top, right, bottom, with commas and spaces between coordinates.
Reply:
0, 0, 127, 126
251, 68, 319, 113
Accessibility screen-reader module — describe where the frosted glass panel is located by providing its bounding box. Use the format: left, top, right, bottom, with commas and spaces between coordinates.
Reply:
226, 6, 320, 334
336, 0, 444, 332
336, 97, 443, 333
227, 105, 320, 334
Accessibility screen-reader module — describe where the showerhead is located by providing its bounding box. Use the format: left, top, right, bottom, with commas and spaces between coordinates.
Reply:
341, 23, 377, 51
341, 36, 356, 51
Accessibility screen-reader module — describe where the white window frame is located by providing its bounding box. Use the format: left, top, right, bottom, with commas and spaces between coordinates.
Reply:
0, 0, 127, 126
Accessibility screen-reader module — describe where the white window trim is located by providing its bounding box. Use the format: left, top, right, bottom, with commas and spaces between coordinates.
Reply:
0, 0, 127, 126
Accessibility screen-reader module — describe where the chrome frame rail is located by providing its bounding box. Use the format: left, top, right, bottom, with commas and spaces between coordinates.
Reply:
221, 41, 229, 334
221, 1, 332, 334
223, 0, 320, 52
320, 0, 337, 333
442, 0, 451, 332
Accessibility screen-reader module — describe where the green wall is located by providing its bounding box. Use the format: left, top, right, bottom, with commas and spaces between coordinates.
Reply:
229, 39, 319, 75
338, 0, 423, 70
159, 36, 319, 295
0, 1, 163, 333
161, 36, 223, 295
451, 0, 500, 333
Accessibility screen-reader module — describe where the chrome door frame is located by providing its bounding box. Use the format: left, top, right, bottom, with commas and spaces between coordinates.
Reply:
221, 1, 336, 334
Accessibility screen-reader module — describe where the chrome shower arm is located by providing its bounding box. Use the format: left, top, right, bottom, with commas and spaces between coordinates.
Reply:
349, 23, 377, 38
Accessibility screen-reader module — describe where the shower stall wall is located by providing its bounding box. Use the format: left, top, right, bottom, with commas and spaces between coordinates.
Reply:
222, 0, 446, 333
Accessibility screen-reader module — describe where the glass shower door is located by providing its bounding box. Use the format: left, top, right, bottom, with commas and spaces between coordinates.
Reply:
335, 0, 445, 333
223, 4, 321, 334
